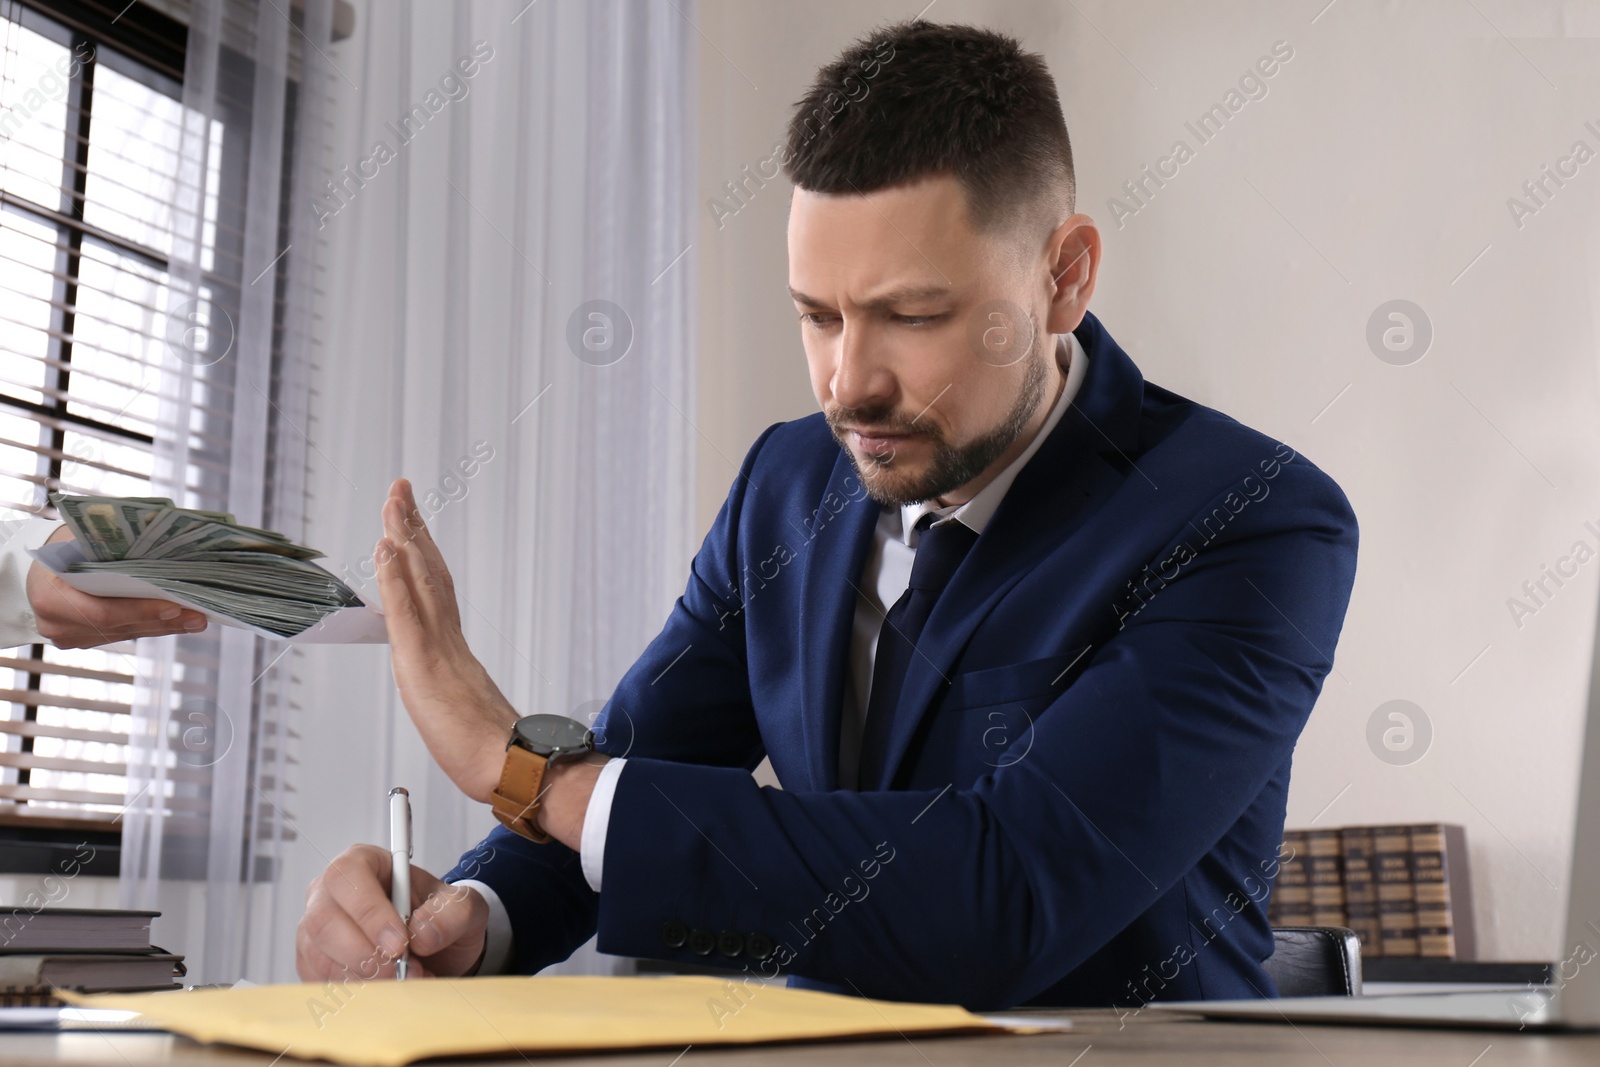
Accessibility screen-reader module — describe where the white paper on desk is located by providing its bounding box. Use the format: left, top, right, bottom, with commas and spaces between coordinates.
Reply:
0, 1007, 149, 1031
981, 1015, 1073, 1030
29, 541, 388, 644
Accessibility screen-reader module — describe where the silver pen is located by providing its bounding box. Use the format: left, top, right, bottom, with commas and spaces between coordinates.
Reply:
388, 787, 412, 980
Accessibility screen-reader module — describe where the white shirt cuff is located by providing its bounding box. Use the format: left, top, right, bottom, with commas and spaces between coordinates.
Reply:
447, 758, 623, 975
580, 757, 627, 892
450, 879, 514, 975
0, 516, 65, 648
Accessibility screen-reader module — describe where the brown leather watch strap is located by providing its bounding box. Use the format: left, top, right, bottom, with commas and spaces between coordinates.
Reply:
489, 743, 551, 843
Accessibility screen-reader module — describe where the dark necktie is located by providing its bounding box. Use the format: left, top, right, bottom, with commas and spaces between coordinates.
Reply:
855, 513, 980, 790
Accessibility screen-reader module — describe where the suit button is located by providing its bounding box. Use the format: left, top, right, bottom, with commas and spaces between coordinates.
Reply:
687, 928, 716, 956
745, 932, 774, 961
660, 921, 688, 949
717, 930, 743, 958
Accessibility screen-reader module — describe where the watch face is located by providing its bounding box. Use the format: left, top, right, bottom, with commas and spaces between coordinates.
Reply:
512, 714, 593, 756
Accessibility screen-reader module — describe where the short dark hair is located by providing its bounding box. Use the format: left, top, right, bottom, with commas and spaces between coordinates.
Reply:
782, 20, 1075, 241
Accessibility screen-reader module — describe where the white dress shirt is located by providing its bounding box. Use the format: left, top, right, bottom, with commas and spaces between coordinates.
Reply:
0, 515, 70, 648
458, 331, 1088, 974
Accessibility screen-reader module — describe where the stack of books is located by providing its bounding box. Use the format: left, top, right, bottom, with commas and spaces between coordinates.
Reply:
0, 907, 184, 1005
1267, 823, 1475, 959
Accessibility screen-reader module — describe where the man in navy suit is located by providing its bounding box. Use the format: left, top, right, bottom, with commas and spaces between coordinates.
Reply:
297, 20, 1357, 1012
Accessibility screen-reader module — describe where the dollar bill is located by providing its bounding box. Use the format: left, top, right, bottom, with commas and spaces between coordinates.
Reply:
126, 508, 217, 558
55, 496, 136, 561
53, 495, 172, 560
115, 500, 169, 543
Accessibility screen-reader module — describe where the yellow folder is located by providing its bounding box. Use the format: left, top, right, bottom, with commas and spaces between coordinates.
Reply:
61, 975, 1050, 1065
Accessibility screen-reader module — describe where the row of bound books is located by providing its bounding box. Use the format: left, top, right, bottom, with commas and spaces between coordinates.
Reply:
1, 907, 184, 1006
1267, 823, 1476, 959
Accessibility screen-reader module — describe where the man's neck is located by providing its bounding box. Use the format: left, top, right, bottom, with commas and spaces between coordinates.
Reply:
932, 337, 1068, 509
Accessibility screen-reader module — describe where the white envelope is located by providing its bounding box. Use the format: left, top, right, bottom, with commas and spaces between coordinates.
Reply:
29, 541, 388, 644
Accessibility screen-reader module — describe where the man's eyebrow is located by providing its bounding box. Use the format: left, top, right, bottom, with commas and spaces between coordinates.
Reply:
787, 284, 952, 310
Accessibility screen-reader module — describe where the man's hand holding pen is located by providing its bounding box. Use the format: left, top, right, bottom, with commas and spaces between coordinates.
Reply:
296, 844, 491, 981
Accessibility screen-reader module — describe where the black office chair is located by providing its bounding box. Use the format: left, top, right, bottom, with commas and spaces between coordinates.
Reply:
1263, 926, 1363, 997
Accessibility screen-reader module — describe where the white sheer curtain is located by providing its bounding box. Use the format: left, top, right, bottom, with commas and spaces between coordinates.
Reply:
119, 0, 333, 986
276, 0, 697, 981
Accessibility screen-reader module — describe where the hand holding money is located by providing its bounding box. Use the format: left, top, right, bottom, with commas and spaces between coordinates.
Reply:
26, 524, 210, 649
42, 494, 363, 640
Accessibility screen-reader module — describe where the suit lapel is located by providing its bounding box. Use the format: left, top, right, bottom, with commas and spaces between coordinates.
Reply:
795, 457, 881, 792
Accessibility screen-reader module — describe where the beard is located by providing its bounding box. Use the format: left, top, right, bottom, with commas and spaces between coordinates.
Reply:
825, 321, 1052, 508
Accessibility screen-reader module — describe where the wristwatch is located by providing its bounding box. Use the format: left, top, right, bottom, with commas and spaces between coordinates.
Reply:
488, 714, 595, 843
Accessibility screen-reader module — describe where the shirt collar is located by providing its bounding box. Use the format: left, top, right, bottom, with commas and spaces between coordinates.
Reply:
898, 330, 1089, 546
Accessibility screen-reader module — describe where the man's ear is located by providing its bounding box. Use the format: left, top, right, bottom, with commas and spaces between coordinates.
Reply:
1044, 215, 1101, 335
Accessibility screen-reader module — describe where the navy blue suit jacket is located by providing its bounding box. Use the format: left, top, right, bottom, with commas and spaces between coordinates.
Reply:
444, 310, 1359, 1011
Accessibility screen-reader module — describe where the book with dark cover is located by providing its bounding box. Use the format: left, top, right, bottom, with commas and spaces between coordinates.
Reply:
1340, 825, 1382, 956
1409, 822, 1477, 959
1268, 829, 1312, 925
0, 908, 158, 954
0, 951, 182, 994
1374, 824, 1419, 957
1362, 958, 1545, 984
1307, 828, 1347, 928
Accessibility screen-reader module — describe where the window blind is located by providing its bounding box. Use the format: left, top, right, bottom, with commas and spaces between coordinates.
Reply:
0, 0, 308, 846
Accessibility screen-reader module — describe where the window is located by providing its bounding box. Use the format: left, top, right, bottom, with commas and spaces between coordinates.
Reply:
0, 0, 300, 864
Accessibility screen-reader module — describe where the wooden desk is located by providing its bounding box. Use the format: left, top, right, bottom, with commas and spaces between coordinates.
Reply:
1, 1007, 1596, 1065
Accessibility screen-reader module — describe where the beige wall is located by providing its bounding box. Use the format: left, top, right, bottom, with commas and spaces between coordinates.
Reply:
695, 0, 1600, 961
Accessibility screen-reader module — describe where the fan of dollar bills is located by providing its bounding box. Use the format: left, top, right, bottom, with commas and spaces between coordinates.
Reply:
52, 493, 363, 639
